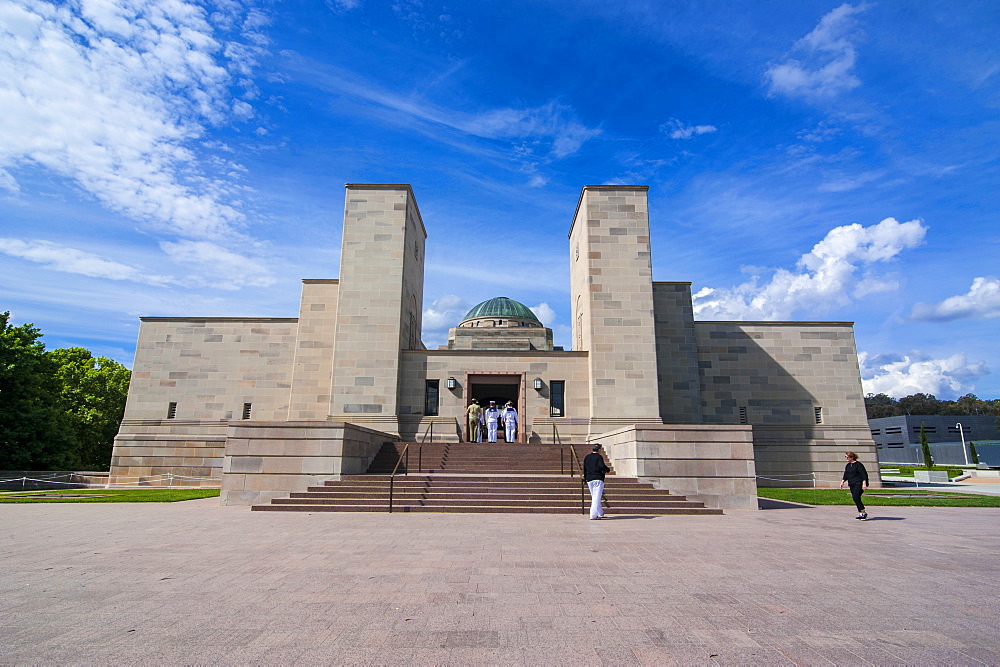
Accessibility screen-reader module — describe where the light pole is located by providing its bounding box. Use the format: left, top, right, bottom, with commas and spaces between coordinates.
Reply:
956, 422, 970, 466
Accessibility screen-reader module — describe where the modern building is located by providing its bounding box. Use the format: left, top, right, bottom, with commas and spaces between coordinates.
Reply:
869, 415, 1000, 466
110, 184, 879, 508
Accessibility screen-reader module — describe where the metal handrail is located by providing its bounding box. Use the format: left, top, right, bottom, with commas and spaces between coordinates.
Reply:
551, 422, 563, 445
568, 444, 586, 514
421, 421, 434, 443
388, 442, 410, 513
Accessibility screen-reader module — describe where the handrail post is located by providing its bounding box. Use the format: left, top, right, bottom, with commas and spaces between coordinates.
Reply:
581, 477, 586, 515
418, 446, 422, 473
388, 442, 411, 512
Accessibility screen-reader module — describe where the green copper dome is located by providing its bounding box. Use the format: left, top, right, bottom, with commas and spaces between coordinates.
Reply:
461, 297, 541, 325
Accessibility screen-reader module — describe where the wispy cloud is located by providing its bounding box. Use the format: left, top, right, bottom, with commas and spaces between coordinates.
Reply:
910, 277, 1000, 322
0, 238, 175, 286
160, 240, 276, 290
661, 119, 717, 140
860, 351, 990, 398
766, 3, 867, 100
693, 216, 926, 320
285, 55, 599, 169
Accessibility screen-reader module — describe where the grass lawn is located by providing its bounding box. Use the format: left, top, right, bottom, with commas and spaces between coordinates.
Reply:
757, 487, 1000, 507
0, 489, 220, 503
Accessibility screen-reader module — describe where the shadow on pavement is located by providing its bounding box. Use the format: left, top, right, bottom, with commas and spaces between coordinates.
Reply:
758, 498, 814, 510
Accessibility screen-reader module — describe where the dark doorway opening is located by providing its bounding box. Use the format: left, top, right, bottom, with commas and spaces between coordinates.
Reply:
467, 374, 522, 442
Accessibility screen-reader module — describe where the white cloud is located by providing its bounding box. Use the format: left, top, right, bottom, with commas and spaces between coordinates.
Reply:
422, 294, 469, 332
766, 3, 867, 100
860, 351, 990, 398
530, 302, 556, 326
0, 0, 265, 240
0, 238, 174, 285
910, 277, 1000, 322
661, 119, 717, 140
159, 240, 275, 290
693, 217, 926, 320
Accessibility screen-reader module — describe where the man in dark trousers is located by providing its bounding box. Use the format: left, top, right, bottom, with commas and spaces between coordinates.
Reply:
839, 450, 869, 520
583, 444, 611, 520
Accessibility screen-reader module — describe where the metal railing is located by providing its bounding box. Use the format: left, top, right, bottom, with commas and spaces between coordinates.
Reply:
388, 443, 410, 513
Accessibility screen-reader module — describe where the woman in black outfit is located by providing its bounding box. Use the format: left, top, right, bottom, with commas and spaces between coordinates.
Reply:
839, 450, 869, 520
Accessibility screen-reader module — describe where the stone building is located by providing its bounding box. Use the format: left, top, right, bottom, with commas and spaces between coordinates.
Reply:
111, 184, 879, 508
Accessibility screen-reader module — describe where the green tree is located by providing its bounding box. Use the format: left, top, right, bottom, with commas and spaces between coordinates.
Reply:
919, 422, 934, 468
0, 312, 72, 469
865, 393, 900, 419
899, 393, 942, 416
969, 442, 980, 466
49, 348, 131, 470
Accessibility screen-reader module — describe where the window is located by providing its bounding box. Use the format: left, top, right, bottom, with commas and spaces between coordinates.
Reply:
914, 426, 936, 434
886, 427, 902, 434
739, 406, 748, 424
814, 407, 823, 424
870, 429, 881, 436
550, 381, 565, 417
424, 380, 439, 416
167, 402, 177, 419
242, 403, 252, 420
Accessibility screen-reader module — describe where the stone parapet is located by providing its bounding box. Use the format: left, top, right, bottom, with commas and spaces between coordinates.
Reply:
219, 420, 394, 505
589, 424, 757, 509
110, 419, 227, 485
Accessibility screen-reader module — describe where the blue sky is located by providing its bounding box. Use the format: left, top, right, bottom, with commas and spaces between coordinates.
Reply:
1, 0, 998, 400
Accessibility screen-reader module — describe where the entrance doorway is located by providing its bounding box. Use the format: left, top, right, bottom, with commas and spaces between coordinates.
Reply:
467, 374, 522, 442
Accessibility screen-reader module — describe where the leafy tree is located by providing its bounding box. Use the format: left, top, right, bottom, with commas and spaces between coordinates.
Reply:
49, 348, 131, 470
919, 422, 934, 468
969, 442, 980, 466
865, 393, 900, 419
898, 393, 942, 416
0, 312, 72, 469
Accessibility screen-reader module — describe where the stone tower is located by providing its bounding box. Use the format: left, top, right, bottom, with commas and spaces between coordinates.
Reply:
568, 185, 662, 433
327, 184, 426, 435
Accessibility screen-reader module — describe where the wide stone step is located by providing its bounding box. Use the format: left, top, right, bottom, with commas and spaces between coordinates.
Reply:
255, 503, 723, 514
303, 489, 675, 499
251, 441, 719, 516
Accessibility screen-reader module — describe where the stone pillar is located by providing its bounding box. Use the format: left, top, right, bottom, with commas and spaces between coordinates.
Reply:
328, 184, 426, 435
569, 186, 662, 432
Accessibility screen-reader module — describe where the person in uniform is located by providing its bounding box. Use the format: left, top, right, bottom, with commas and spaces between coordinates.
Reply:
483, 400, 501, 443
466, 399, 482, 443
501, 401, 519, 443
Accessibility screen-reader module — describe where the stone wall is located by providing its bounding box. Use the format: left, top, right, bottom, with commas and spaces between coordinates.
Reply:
590, 424, 757, 509
122, 318, 298, 422
287, 280, 339, 420
220, 421, 393, 505
652, 282, 703, 423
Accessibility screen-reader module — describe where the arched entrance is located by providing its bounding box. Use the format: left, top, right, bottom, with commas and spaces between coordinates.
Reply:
466, 373, 523, 442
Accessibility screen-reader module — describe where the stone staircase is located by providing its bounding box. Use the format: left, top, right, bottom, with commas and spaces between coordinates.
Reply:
251, 442, 723, 515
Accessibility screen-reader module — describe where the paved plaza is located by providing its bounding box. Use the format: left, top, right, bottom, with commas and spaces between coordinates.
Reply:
3, 499, 1000, 665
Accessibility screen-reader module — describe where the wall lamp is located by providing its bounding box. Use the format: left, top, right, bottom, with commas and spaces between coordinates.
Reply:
446, 377, 457, 390
533, 377, 543, 391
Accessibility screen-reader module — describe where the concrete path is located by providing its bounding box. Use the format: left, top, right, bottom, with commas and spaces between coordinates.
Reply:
2, 500, 999, 665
